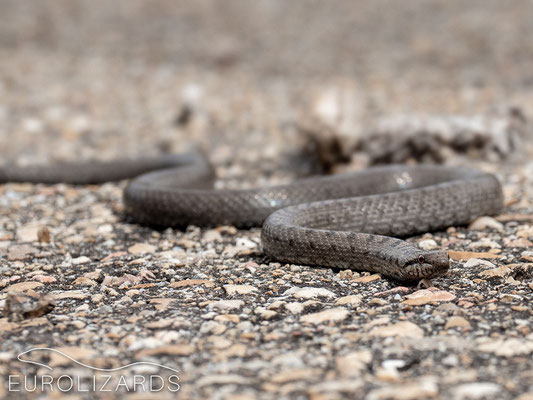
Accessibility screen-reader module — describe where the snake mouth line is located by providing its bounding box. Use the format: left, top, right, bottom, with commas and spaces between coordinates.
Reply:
403, 264, 450, 281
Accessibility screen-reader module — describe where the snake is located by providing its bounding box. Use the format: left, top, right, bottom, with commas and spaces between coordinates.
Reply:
0, 151, 503, 281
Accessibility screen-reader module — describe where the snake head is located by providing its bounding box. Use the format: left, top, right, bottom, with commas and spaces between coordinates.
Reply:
402, 250, 450, 281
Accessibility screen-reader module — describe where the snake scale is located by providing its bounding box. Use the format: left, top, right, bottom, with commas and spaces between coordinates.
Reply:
0, 152, 504, 281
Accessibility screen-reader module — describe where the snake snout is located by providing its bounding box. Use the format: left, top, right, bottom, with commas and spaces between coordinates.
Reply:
404, 250, 450, 280
424, 250, 450, 273
421, 250, 450, 278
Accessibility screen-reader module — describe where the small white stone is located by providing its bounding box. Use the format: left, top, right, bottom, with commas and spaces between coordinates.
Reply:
200, 321, 226, 334
478, 338, 533, 357
254, 307, 277, 320
16, 223, 40, 242
336, 350, 372, 378
442, 354, 459, 367
271, 352, 305, 368
128, 337, 163, 352
71, 256, 91, 265
418, 239, 439, 250
98, 224, 113, 234
223, 284, 258, 295
203, 229, 222, 242
463, 258, 497, 269
452, 382, 501, 400
284, 287, 337, 299
208, 300, 244, 311
335, 295, 362, 306
201, 312, 217, 320
366, 378, 438, 400
468, 238, 501, 249
236, 238, 257, 249
370, 321, 424, 338
381, 359, 406, 371
23, 117, 44, 133
128, 243, 156, 255
285, 302, 305, 314
300, 308, 349, 324
468, 216, 504, 232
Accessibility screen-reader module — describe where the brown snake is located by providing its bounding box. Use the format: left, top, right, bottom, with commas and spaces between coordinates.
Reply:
1, 152, 503, 281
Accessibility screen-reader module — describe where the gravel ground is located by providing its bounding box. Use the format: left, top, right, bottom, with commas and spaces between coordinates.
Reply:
1, 1, 533, 399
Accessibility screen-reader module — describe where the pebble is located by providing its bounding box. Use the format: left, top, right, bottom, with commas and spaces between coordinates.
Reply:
31, 275, 56, 283
521, 250, 533, 262
374, 287, 410, 297
468, 238, 501, 249
270, 368, 321, 383
71, 256, 91, 265
448, 250, 500, 261
171, 279, 215, 288
209, 336, 232, 349
444, 316, 471, 331
214, 314, 240, 324
516, 225, 533, 238
285, 287, 337, 299
468, 216, 504, 232
145, 319, 173, 329
136, 344, 196, 357
91, 294, 104, 303
403, 289, 456, 306
308, 380, 363, 396
271, 352, 305, 368
203, 229, 222, 242
336, 350, 372, 377
7, 244, 37, 261
37, 226, 51, 243
370, 321, 424, 338
338, 269, 353, 279
479, 263, 533, 279
208, 300, 245, 311
128, 243, 157, 255
285, 302, 305, 314
72, 277, 98, 286
452, 382, 501, 400
366, 378, 438, 400
352, 274, 381, 283
236, 238, 257, 248
300, 308, 349, 324
200, 321, 227, 334
223, 284, 258, 295
52, 290, 90, 300
4, 281, 43, 292
503, 237, 533, 248
254, 307, 277, 320
335, 294, 362, 306
16, 223, 41, 242
463, 258, 497, 269
478, 338, 533, 357
418, 239, 439, 250
442, 354, 459, 367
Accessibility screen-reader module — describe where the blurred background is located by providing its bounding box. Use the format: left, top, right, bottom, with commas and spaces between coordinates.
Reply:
1, 0, 532, 172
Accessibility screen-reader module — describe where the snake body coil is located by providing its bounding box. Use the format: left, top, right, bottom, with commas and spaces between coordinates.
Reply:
1, 152, 503, 281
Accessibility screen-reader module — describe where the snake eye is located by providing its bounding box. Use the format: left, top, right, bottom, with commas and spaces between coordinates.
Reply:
418, 255, 425, 264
